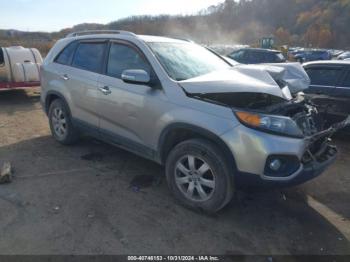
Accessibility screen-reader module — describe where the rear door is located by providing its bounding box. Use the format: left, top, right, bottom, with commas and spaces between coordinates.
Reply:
67, 40, 108, 129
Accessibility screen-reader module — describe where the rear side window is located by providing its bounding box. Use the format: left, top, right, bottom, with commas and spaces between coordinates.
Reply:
246, 51, 265, 63
107, 43, 150, 78
247, 51, 284, 64
55, 42, 78, 65
306, 68, 341, 86
72, 42, 106, 73
264, 52, 278, 63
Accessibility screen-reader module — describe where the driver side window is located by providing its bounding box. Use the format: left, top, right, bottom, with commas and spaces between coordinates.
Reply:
107, 43, 150, 79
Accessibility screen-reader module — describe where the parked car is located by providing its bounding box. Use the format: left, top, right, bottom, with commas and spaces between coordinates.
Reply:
293, 50, 332, 63
337, 51, 350, 60
227, 48, 286, 64
329, 49, 344, 58
288, 48, 304, 60
0, 46, 42, 90
303, 60, 350, 127
41, 31, 346, 212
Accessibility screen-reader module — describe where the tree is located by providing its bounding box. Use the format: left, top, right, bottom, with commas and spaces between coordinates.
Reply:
275, 27, 292, 44
1, 0, 350, 50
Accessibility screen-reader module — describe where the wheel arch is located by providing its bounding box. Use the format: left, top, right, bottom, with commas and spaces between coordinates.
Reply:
45, 91, 71, 117
158, 123, 237, 174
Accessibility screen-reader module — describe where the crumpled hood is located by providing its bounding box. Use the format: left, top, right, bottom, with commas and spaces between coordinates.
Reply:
179, 67, 286, 98
179, 63, 310, 99
240, 63, 311, 94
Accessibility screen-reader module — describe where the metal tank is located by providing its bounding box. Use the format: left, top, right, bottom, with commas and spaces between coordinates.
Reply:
0, 46, 43, 89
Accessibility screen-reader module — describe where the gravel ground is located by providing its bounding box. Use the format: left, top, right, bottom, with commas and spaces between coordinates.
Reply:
0, 88, 349, 255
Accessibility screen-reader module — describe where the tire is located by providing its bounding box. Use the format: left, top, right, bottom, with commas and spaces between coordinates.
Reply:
165, 138, 234, 213
48, 99, 79, 145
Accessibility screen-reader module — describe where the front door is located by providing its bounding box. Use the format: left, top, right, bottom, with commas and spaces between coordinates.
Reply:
97, 41, 165, 157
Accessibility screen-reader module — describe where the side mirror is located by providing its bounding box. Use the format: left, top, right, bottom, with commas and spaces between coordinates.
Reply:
121, 69, 150, 85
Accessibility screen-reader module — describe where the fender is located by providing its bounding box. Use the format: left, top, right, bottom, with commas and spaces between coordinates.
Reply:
44, 91, 72, 117
157, 122, 237, 173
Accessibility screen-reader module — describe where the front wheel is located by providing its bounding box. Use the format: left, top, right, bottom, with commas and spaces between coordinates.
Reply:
48, 99, 79, 145
165, 139, 234, 213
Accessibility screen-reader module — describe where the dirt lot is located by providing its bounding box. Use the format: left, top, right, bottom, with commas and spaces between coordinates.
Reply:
0, 88, 349, 255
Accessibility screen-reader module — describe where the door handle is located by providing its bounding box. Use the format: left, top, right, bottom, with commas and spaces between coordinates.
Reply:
60, 74, 69, 81
98, 86, 112, 95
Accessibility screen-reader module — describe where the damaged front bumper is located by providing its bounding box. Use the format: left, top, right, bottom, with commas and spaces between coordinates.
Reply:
221, 116, 350, 189
236, 142, 338, 189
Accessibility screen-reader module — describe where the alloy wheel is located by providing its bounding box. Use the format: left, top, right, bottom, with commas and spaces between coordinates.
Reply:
51, 107, 67, 138
175, 155, 216, 202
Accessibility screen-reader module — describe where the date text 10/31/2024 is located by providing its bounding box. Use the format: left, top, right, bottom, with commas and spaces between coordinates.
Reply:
127, 256, 220, 261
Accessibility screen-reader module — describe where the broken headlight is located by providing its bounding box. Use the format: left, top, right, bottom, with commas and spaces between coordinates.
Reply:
235, 111, 304, 138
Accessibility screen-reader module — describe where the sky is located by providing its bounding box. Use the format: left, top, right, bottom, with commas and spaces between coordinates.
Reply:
0, 0, 224, 32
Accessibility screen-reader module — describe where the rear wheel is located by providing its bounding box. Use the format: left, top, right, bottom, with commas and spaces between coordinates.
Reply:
48, 99, 79, 145
165, 138, 234, 213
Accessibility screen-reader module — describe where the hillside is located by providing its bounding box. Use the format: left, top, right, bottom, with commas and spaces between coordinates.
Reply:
1, 0, 349, 55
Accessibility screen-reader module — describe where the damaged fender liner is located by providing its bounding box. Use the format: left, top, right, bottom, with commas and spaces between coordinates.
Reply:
302, 116, 350, 165
305, 116, 350, 145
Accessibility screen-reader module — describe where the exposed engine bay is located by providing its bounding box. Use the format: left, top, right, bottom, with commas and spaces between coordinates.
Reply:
192, 90, 349, 136
179, 63, 350, 140
191, 91, 325, 136
190, 90, 350, 166
247, 94, 325, 137
179, 62, 350, 168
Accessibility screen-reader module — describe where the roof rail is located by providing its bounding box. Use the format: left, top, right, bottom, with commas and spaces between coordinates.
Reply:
66, 30, 137, 38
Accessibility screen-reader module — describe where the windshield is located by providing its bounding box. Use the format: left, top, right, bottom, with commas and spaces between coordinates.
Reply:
147, 42, 230, 81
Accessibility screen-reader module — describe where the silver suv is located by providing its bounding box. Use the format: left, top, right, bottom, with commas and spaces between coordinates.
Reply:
41, 30, 345, 212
